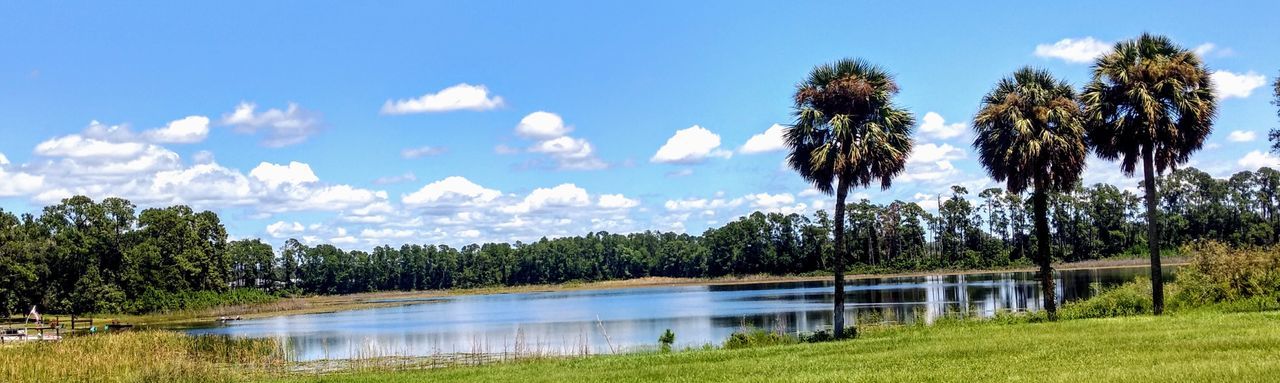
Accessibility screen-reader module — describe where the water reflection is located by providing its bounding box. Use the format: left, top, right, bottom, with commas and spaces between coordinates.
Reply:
186, 266, 1170, 361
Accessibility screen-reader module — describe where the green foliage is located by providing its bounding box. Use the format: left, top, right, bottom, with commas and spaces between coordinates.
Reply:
1171, 241, 1280, 307
1059, 279, 1154, 319
722, 329, 797, 350
658, 329, 675, 353
131, 288, 278, 315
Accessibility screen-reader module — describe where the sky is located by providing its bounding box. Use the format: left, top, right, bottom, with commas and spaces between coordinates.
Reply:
1, 1, 1277, 249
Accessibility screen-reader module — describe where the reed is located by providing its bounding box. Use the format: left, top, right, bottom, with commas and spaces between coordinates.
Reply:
0, 331, 286, 383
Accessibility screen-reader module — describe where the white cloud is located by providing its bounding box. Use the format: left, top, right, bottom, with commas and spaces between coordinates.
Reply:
918, 112, 967, 140
1193, 43, 1216, 56
401, 146, 447, 159
530, 136, 593, 159
740, 124, 787, 154
1211, 70, 1267, 99
598, 194, 640, 209
1034, 37, 1110, 63
651, 125, 732, 164
381, 83, 504, 114
35, 134, 148, 159
511, 112, 607, 170
0, 153, 7, 165
360, 228, 416, 240
143, 115, 210, 144
402, 176, 502, 209
664, 197, 744, 212
0, 167, 44, 197
500, 183, 591, 214
249, 161, 319, 188
516, 111, 571, 139
221, 102, 322, 147
1239, 151, 1280, 170
266, 221, 305, 238
1227, 130, 1257, 142
908, 143, 965, 164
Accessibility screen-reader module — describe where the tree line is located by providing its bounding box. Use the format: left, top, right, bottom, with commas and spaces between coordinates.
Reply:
3, 165, 1279, 315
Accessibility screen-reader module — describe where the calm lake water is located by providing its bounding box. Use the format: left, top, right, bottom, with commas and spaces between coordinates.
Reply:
186, 266, 1167, 361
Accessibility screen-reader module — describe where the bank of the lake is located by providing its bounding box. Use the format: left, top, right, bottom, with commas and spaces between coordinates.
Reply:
95, 257, 1182, 327
255, 310, 1280, 383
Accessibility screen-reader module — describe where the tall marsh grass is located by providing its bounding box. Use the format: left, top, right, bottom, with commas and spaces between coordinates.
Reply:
0, 331, 286, 383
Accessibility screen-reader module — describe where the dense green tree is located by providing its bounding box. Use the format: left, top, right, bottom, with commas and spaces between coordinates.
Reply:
973, 67, 1087, 318
1081, 34, 1217, 314
785, 58, 915, 337
1269, 73, 1280, 153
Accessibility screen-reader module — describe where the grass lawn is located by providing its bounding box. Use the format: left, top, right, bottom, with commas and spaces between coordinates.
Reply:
262, 310, 1280, 383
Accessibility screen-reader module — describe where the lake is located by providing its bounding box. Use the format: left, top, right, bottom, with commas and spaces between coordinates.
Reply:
186, 266, 1165, 361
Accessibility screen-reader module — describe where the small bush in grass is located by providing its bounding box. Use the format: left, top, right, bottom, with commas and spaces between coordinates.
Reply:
723, 329, 797, 350
658, 329, 675, 353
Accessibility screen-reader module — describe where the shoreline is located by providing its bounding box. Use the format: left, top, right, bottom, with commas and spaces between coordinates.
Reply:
64, 257, 1186, 327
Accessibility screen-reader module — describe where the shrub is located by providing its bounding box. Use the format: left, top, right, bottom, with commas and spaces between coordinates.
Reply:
1059, 279, 1153, 320
1171, 241, 1280, 307
130, 288, 279, 314
723, 329, 796, 350
658, 329, 675, 353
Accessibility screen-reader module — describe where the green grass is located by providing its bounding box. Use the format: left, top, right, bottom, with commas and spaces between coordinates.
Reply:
256, 310, 1280, 383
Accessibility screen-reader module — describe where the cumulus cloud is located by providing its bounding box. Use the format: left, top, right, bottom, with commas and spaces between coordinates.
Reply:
249, 161, 319, 188
401, 146, 447, 159
1034, 37, 1110, 63
908, 143, 965, 164
516, 111, 571, 139
651, 125, 732, 164
0, 153, 7, 166
597, 194, 640, 209
143, 116, 210, 144
402, 176, 502, 209
1211, 70, 1267, 99
740, 124, 787, 154
35, 134, 148, 159
381, 83, 504, 114
511, 111, 607, 170
0, 167, 44, 197
266, 221, 305, 238
918, 112, 967, 140
1227, 130, 1257, 142
221, 102, 322, 147
500, 184, 592, 214
1239, 150, 1280, 170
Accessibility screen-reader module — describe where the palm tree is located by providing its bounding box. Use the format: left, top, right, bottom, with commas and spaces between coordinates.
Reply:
972, 67, 1087, 319
1080, 34, 1217, 315
786, 59, 914, 338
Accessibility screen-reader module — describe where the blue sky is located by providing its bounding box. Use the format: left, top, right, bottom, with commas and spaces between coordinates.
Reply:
1, 1, 1277, 248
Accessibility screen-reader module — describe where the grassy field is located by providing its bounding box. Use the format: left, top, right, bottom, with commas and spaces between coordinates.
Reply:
258, 310, 1280, 383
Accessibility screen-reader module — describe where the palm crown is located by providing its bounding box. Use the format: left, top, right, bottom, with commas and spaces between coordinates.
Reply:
1080, 33, 1216, 175
786, 59, 915, 194
973, 67, 1086, 194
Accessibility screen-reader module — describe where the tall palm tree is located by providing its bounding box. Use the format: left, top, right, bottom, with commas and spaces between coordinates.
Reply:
972, 67, 1086, 319
786, 59, 914, 338
1080, 34, 1217, 315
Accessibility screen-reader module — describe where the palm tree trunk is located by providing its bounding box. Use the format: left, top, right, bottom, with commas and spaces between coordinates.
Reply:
832, 177, 850, 338
1032, 184, 1057, 319
1142, 145, 1165, 315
